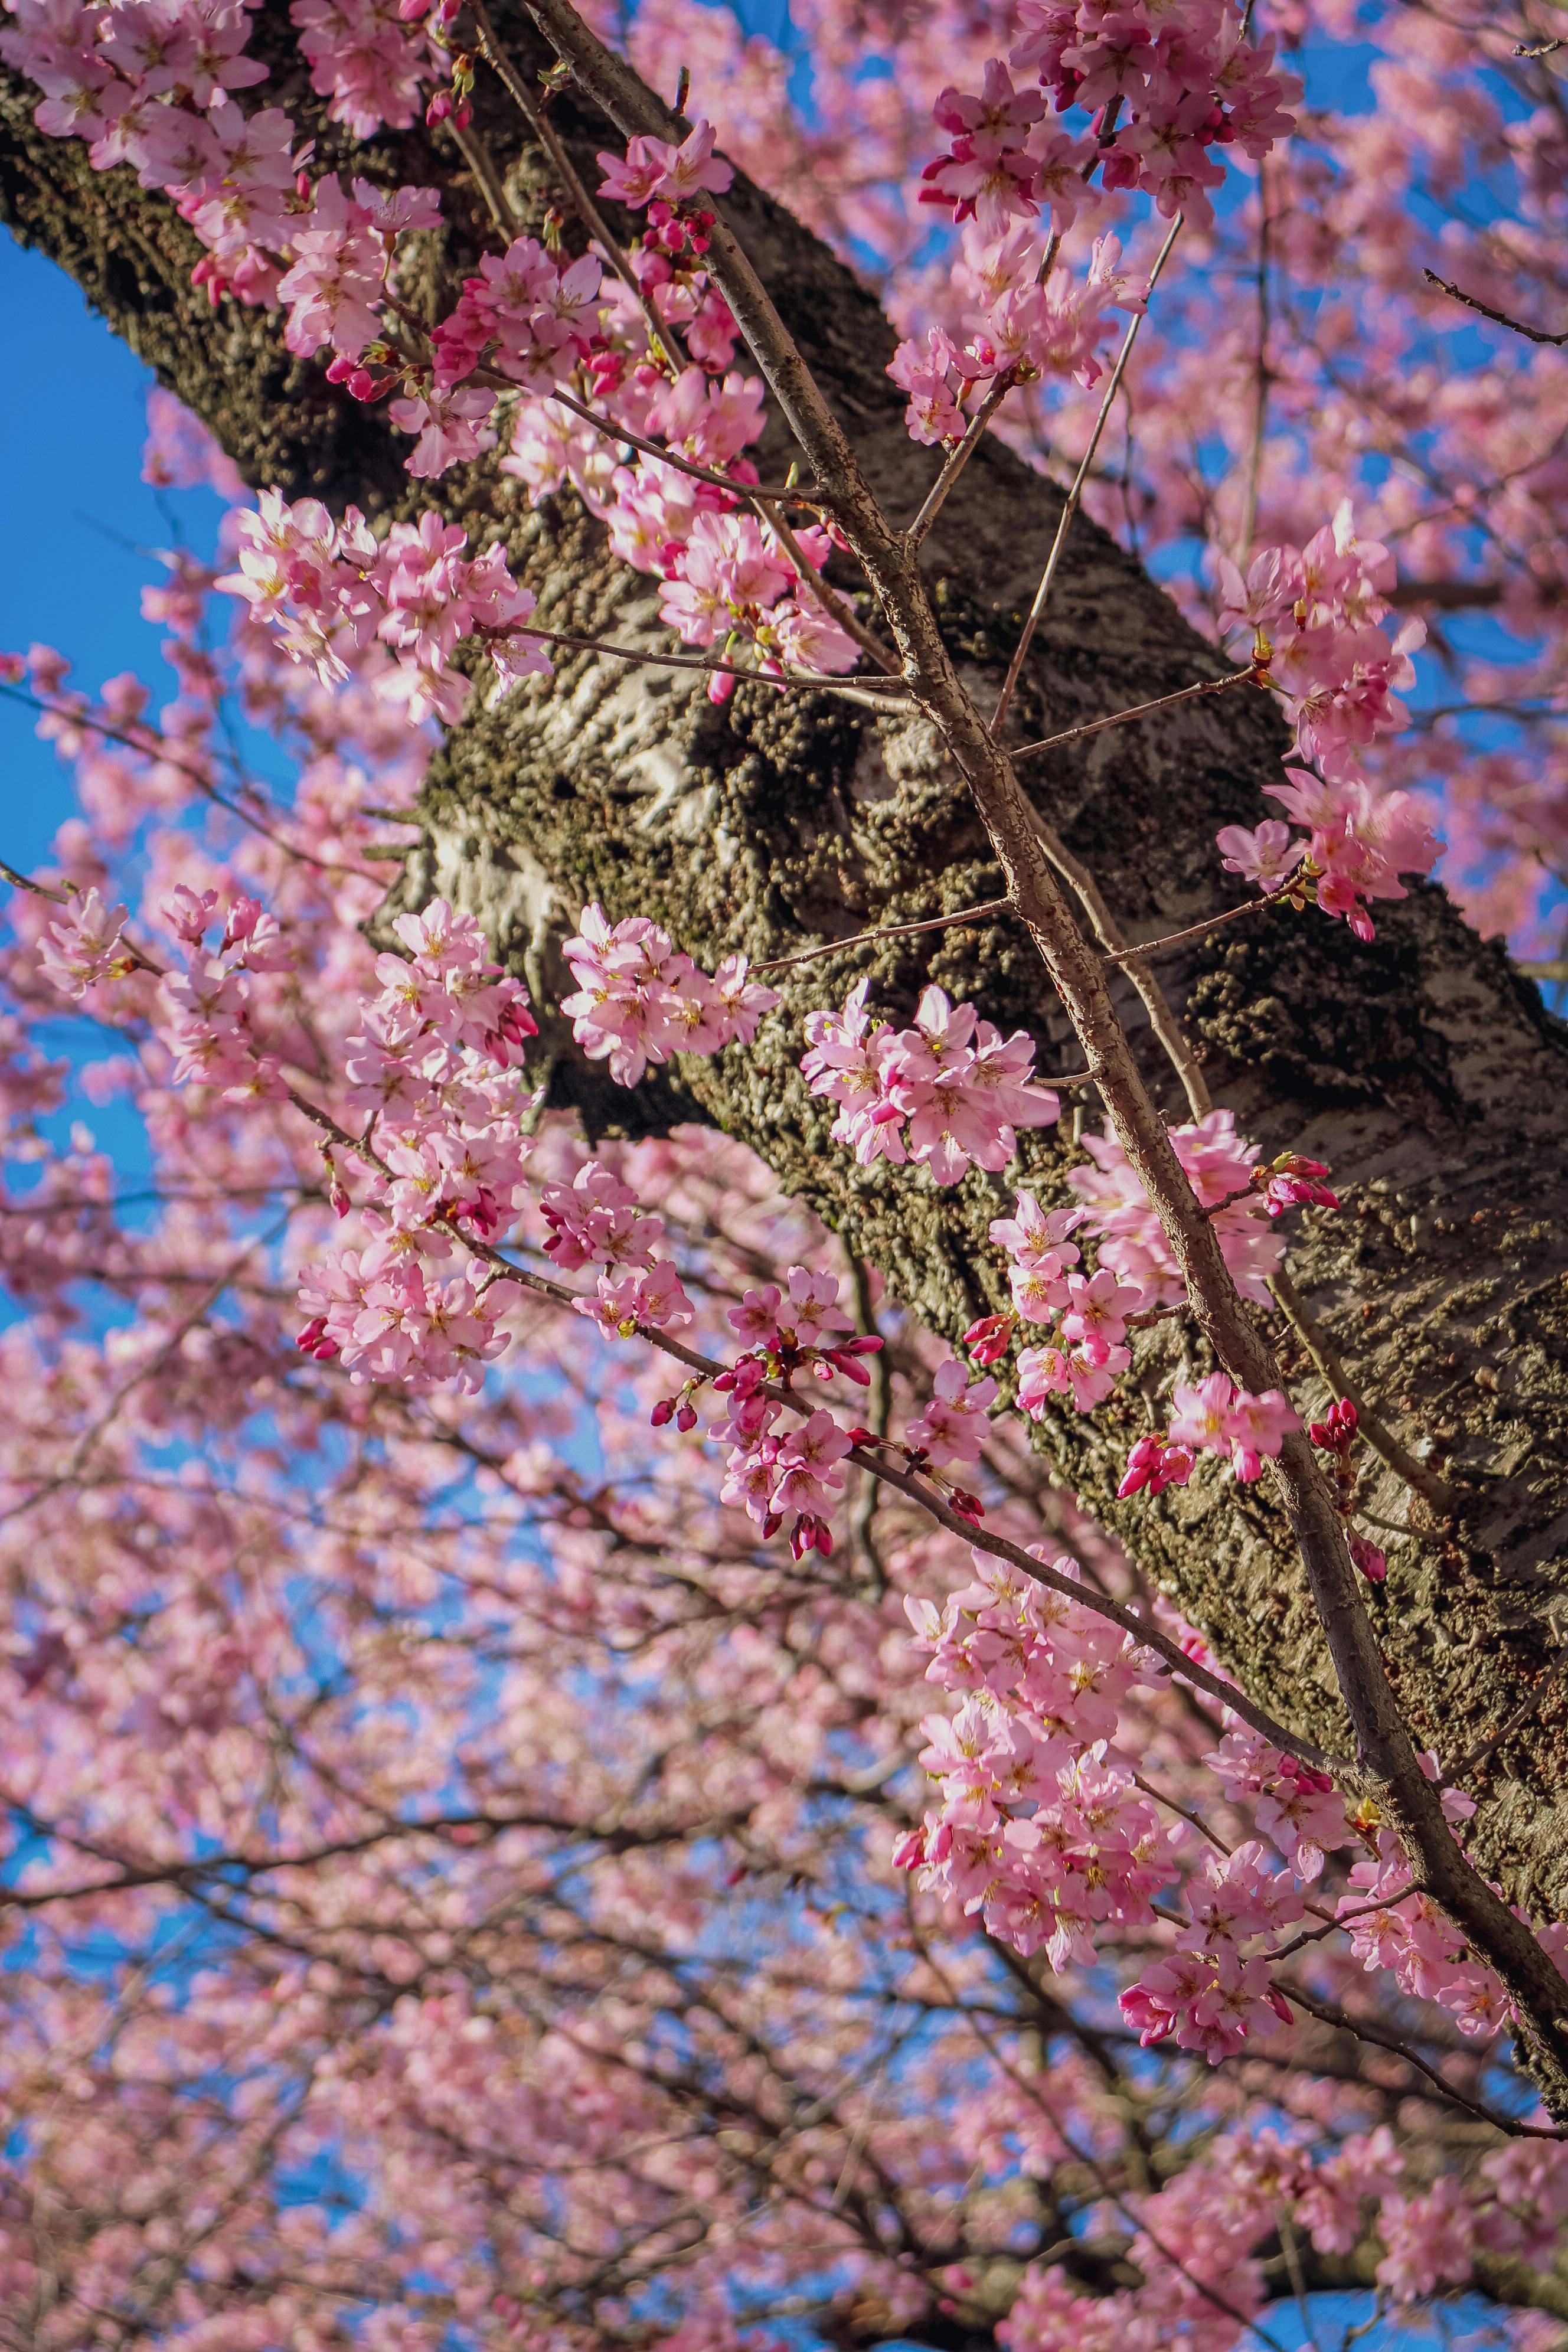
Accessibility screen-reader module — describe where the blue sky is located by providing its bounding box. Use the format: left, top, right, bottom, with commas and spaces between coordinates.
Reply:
0, 231, 230, 870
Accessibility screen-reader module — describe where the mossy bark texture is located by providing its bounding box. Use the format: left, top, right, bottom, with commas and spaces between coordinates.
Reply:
7, 3, 1568, 1912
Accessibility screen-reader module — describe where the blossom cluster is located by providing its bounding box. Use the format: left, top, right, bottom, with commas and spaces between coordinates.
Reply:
1214, 505, 1443, 939
153, 880, 293, 1102
0, 0, 435, 317
1120, 1838, 1302, 2062
289, 897, 540, 1389
958, 1129, 1313, 1475
801, 976, 1061, 1187
597, 118, 734, 212
893, 1559, 1163, 1972
505, 419, 861, 693
702, 1268, 883, 1558
2, 0, 859, 701
483, 127, 860, 695
560, 902, 779, 1088
890, 1552, 1407, 2070
392, 231, 606, 476
37, 886, 136, 1000
888, 229, 1143, 441
1123, 1371, 1299, 1491
216, 490, 551, 726
972, 1184, 1300, 1460
918, 8, 1299, 239
1069, 1108, 1285, 1304
895, 1566, 1538, 2075
538, 1158, 696, 1341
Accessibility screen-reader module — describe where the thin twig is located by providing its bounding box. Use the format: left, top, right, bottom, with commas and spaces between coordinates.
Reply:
536, 376, 827, 505
502, 619, 909, 695
751, 492, 899, 675
907, 370, 1018, 547
1021, 805, 1212, 1121
0, 684, 363, 879
1422, 269, 1568, 347
1269, 1266, 1464, 1517
992, 212, 1184, 729
0, 859, 70, 906
1278, 2214, 1323, 2352
470, 0, 692, 374
750, 894, 1014, 974
1280, 1977, 1564, 2137
1010, 667, 1261, 762
1454, 1649, 1568, 1782
1236, 158, 1273, 565
449, 115, 521, 237
1100, 893, 1275, 964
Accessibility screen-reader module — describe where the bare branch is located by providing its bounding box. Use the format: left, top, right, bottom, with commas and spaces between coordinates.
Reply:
1010, 665, 1262, 762
1423, 267, 1568, 346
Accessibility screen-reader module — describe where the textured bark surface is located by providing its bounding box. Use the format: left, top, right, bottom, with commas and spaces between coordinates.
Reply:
6, 3, 1568, 1912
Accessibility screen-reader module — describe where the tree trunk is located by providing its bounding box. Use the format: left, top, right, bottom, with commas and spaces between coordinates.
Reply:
6, 2, 1568, 1915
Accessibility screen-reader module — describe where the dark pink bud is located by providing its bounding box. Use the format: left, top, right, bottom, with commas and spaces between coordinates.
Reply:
675, 1400, 697, 1432
651, 1397, 675, 1426
426, 87, 454, 125
965, 1311, 1014, 1366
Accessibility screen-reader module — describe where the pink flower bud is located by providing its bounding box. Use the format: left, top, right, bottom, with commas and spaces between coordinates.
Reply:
964, 1311, 1015, 1366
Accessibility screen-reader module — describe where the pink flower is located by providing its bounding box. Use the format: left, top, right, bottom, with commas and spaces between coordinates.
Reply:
1058, 1268, 1140, 1350
1216, 819, 1305, 893
1168, 1374, 1298, 1480
770, 1409, 852, 1514
1016, 1338, 1128, 1416
597, 119, 733, 210
276, 178, 387, 362
906, 1358, 997, 1466
38, 888, 132, 997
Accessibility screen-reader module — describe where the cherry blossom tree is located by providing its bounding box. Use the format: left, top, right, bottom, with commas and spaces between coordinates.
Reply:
4, 0, 1568, 2344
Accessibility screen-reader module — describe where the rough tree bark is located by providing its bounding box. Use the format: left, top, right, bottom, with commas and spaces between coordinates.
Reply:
6, 2, 1568, 1914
